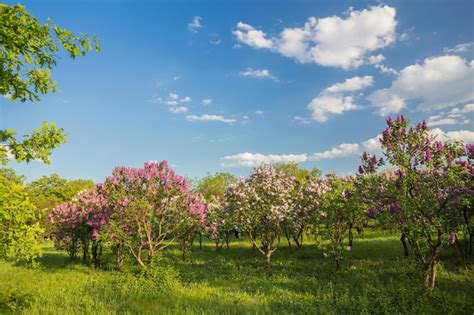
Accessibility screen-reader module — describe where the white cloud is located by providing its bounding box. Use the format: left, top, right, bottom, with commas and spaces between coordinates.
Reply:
239, 68, 278, 81
309, 95, 361, 122
181, 96, 192, 103
167, 100, 179, 106
169, 93, 178, 100
312, 143, 360, 160
426, 103, 473, 126
221, 152, 308, 167
449, 103, 474, 115
186, 114, 236, 124
368, 54, 385, 64
233, 6, 397, 69
221, 126, 474, 168
312, 135, 381, 160
255, 110, 264, 115
202, 98, 213, 106
221, 135, 382, 167
374, 64, 398, 75
169, 106, 188, 114
173, 76, 181, 81
307, 76, 372, 122
369, 55, 474, 115
430, 128, 474, 144
444, 43, 472, 54
188, 16, 202, 33
232, 22, 274, 49
326, 76, 374, 93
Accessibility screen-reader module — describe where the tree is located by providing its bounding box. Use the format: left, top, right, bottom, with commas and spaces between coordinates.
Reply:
196, 173, 237, 249
358, 116, 472, 291
28, 174, 95, 236
0, 173, 43, 264
275, 162, 322, 247
48, 189, 107, 266
226, 166, 297, 264
100, 161, 206, 268
0, 167, 26, 185
316, 174, 359, 270
0, 4, 99, 165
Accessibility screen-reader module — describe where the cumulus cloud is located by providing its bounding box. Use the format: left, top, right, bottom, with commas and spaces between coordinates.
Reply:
255, 110, 264, 115
180, 96, 192, 103
309, 95, 361, 122
307, 76, 373, 122
221, 153, 308, 167
374, 64, 398, 75
368, 55, 474, 115
232, 22, 274, 49
202, 98, 213, 106
239, 68, 278, 81
221, 126, 474, 168
325, 76, 374, 93
169, 93, 178, 100
426, 104, 473, 126
233, 6, 397, 69
430, 128, 474, 144
188, 16, 202, 33
312, 135, 382, 160
221, 135, 382, 167
186, 114, 236, 124
152, 93, 192, 113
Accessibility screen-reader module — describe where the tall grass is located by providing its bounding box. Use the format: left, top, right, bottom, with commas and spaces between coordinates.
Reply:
1, 234, 473, 314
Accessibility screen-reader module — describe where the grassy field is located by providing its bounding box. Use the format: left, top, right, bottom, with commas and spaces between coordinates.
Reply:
1, 232, 473, 314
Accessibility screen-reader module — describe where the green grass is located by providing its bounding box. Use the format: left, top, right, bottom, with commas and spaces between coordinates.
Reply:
1, 233, 473, 314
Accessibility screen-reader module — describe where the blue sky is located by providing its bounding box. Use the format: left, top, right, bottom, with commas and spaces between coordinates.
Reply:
2, 0, 473, 182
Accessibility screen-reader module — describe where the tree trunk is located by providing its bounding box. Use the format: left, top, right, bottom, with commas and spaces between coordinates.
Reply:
348, 225, 353, 248
470, 233, 473, 257
199, 232, 202, 250
225, 231, 230, 249
423, 259, 438, 291
266, 251, 272, 265
285, 229, 292, 249
82, 238, 90, 262
401, 232, 409, 257
455, 239, 465, 258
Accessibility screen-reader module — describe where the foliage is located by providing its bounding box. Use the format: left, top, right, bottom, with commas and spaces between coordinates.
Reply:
0, 3, 99, 166
0, 122, 68, 165
48, 189, 107, 266
196, 172, 237, 201
0, 174, 43, 264
28, 173, 95, 236
226, 166, 297, 264
91, 161, 206, 268
0, 4, 99, 102
316, 175, 361, 270
0, 167, 26, 185
274, 162, 321, 184
275, 162, 322, 247
358, 115, 473, 290
196, 173, 237, 249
